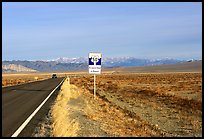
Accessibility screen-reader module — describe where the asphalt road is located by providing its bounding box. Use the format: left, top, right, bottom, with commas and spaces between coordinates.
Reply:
2, 77, 64, 137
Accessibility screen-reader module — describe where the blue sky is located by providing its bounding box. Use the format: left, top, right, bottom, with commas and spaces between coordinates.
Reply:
2, 2, 202, 60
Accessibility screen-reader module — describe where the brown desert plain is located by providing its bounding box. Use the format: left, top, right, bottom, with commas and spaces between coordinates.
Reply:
2, 61, 202, 137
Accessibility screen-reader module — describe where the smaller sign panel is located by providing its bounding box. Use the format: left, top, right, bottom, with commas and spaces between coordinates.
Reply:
89, 52, 102, 74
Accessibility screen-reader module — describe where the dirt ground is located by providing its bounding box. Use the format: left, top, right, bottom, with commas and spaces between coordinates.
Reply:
33, 77, 162, 137
70, 72, 202, 137
2, 74, 49, 87
33, 72, 202, 137
2, 72, 85, 87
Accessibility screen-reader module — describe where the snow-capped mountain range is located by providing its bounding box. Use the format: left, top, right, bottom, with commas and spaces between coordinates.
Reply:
48, 57, 183, 67
2, 57, 189, 72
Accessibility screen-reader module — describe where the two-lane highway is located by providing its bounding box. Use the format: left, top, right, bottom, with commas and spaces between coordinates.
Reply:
2, 77, 64, 137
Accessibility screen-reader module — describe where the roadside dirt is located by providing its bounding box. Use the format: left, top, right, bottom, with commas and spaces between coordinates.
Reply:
50, 77, 164, 137
32, 72, 202, 137
50, 77, 111, 137
71, 73, 202, 137
33, 77, 163, 137
2, 74, 50, 87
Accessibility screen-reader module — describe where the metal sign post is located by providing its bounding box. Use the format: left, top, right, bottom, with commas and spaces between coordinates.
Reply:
88, 52, 102, 99
94, 74, 96, 99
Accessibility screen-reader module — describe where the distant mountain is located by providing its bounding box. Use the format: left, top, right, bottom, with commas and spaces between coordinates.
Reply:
112, 60, 202, 73
2, 60, 87, 72
2, 57, 187, 73
50, 57, 86, 64
103, 57, 181, 67
49, 57, 182, 67
2, 64, 37, 73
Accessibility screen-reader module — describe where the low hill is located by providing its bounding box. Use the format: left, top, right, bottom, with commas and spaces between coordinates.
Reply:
2, 64, 38, 73
2, 61, 88, 72
106, 60, 202, 73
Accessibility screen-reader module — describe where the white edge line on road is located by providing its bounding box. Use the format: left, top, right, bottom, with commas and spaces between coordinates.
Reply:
11, 78, 66, 137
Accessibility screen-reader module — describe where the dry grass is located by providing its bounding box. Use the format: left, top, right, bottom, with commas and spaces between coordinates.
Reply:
82, 89, 162, 137
51, 78, 80, 137
2, 72, 70, 87
4, 72, 201, 136
50, 76, 163, 137
2, 71, 88, 87
2, 74, 51, 87
71, 72, 202, 137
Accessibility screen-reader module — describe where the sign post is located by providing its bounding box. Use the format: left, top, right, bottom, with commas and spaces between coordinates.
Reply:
94, 74, 96, 98
88, 52, 102, 99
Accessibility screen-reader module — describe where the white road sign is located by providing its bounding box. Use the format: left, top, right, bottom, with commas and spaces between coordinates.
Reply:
89, 52, 102, 74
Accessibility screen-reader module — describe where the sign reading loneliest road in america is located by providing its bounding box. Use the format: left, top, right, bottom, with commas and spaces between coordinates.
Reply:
88, 52, 102, 74
88, 52, 102, 99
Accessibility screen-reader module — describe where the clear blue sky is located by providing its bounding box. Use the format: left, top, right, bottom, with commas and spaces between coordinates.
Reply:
2, 2, 202, 60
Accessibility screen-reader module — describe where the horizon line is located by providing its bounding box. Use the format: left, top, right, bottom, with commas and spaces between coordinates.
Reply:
2, 57, 202, 62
